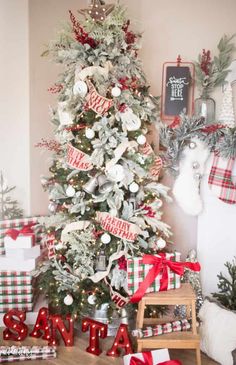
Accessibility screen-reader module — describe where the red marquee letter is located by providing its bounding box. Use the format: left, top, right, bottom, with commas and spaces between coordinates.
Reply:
49, 314, 74, 346
107, 324, 133, 357
30, 307, 51, 342
3, 310, 28, 341
82, 317, 108, 356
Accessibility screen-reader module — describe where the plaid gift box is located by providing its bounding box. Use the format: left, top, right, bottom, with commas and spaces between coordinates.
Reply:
208, 154, 236, 204
0, 217, 44, 256
0, 302, 35, 313
0, 286, 32, 295
0, 293, 34, 304
127, 252, 181, 297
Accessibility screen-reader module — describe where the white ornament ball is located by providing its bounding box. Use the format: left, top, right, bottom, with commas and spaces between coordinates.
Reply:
156, 238, 166, 249
137, 135, 146, 145
66, 185, 76, 197
87, 294, 97, 305
101, 233, 111, 245
129, 182, 140, 193
111, 86, 121, 97
107, 164, 125, 182
73, 80, 88, 97
64, 294, 74, 306
85, 128, 95, 140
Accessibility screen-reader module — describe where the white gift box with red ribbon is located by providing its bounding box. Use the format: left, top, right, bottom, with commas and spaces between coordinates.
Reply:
123, 349, 170, 365
5, 245, 40, 260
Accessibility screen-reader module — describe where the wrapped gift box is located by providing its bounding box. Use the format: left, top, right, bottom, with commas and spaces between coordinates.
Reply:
5, 245, 40, 259
0, 257, 41, 271
0, 271, 33, 286
0, 292, 34, 304
123, 349, 170, 365
127, 252, 181, 297
4, 234, 35, 249
0, 301, 35, 313
0, 217, 44, 256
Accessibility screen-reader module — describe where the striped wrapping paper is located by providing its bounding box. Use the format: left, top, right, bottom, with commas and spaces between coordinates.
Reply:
132, 319, 191, 338
0, 353, 56, 363
127, 252, 181, 296
0, 346, 56, 356
0, 217, 44, 256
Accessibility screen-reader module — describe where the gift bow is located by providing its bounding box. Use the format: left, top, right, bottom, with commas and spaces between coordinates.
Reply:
5, 225, 35, 241
130, 352, 182, 365
130, 254, 201, 303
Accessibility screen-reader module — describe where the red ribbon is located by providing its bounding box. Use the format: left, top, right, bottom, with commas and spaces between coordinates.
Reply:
130, 254, 201, 303
5, 225, 35, 241
130, 352, 182, 365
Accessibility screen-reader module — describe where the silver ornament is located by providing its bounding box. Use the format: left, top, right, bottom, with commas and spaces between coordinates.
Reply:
83, 176, 98, 194
97, 175, 114, 194
156, 237, 166, 249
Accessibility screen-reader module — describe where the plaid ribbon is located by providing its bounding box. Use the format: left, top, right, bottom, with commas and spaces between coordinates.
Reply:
209, 154, 236, 204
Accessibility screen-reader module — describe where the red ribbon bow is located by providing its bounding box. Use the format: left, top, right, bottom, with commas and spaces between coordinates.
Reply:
5, 225, 35, 241
130, 352, 182, 365
130, 254, 201, 303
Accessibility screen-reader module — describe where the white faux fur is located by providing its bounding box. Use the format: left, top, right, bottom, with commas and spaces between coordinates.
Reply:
199, 299, 236, 365
173, 138, 209, 216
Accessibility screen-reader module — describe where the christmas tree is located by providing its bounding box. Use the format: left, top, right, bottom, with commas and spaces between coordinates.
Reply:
0, 172, 23, 220
38, 2, 173, 318
213, 258, 236, 311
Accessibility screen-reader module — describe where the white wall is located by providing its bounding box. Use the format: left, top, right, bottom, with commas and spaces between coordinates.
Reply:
0, 0, 30, 214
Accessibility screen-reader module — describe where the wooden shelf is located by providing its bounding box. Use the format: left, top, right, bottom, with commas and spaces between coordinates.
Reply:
137, 331, 200, 349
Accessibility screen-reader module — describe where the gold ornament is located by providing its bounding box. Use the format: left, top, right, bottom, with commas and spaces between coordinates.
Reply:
79, 0, 114, 22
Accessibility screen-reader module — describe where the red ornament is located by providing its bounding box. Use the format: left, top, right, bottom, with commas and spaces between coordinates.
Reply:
3, 310, 28, 342
107, 324, 133, 357
82, 317, 108, 356
49, 314, 74, 347
29, 307, 51, 342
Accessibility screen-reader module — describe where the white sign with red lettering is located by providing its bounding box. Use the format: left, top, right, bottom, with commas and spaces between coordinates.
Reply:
67, 144, 93, 171
96, 212, 142, 242
85, 81, 113, 115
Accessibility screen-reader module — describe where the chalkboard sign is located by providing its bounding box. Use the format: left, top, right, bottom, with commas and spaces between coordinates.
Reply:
161, 60, 195, 122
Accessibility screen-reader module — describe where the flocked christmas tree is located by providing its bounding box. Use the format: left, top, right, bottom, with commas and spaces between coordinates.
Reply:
0, 172, 23, 220
38, 1, 173, 318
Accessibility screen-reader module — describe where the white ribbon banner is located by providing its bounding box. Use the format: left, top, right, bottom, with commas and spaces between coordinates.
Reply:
67, 144, 93, 171
96, 212, 142, 242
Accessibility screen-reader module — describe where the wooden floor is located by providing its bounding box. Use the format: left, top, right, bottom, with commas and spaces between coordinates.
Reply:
0, 330, 218, 365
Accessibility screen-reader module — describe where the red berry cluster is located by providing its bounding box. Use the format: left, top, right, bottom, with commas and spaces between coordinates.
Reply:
69, 10, 98, 49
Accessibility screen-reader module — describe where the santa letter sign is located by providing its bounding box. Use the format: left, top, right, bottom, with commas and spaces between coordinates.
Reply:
161, 57, 195, 122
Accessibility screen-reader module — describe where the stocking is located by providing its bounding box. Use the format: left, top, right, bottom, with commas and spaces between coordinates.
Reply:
208, 153, 236, 204
173, 138, 209, 216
